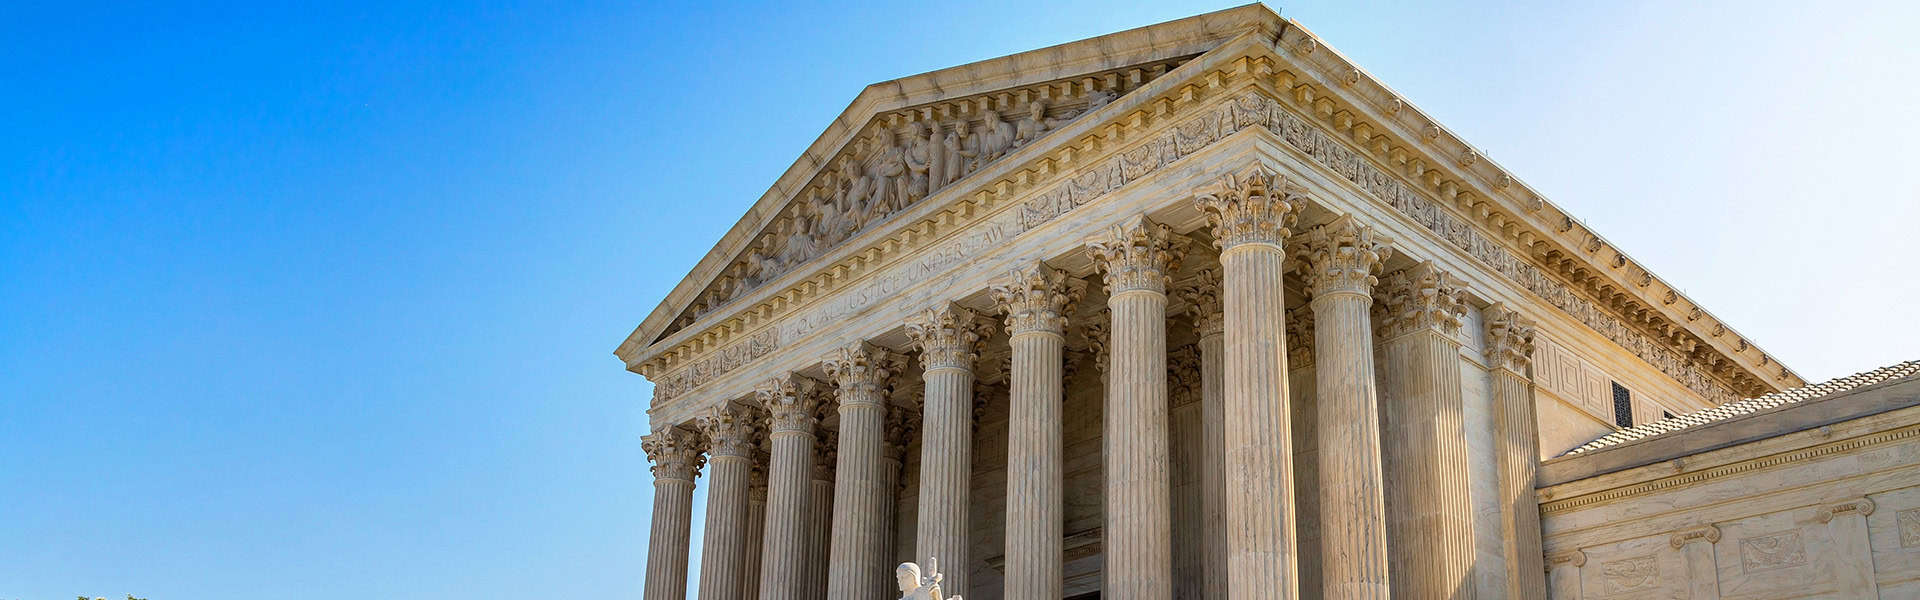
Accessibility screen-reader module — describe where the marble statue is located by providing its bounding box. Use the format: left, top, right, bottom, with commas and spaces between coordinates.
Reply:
895, 559, 959, 600
974, 109, 1017, 166
941, 121, 977, 188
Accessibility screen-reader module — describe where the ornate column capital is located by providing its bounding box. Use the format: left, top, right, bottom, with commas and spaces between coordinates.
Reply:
904, 303, 994, 373
1669, 524, 1722, 549
1177, 268, 1224, 339
1083, 312, 1112, 376
748, 457, 770, 503
1294, 213, 1393, 300
1285, 305, 1315, 369
812, 432, 837, 481
883, 403, 920, 465
757, 375, 824, 434
822, 341, 901, 406
1192, 163, 1305, 249
695, 403, 761, 459
1088, 214, 1191, 296
1484, 303, 1538, 375
1170, 344, 1202, 408
990, 261, 1086, 337
642, 426, 706, 482
1377, 261, 1467, 340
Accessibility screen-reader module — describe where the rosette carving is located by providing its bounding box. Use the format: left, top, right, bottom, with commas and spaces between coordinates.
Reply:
695, 403, 760, 459
1193, 164, 1306, 248
1485, 303, 1538, 375
1377, 261, 1467, 339
756, 375, 823, 433
904, 304, 994, 372
821, 341, 900, 406
1295, 213, 1393, 299
641, 426, 705, 482
1087, 215, 1191, 295
1177, 268, 1224, 338
990, 261, 1086, 336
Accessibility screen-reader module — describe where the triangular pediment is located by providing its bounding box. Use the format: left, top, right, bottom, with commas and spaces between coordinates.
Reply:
617, 4, 1285, 363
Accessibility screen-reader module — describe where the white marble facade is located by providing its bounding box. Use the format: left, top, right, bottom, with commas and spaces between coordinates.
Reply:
624, 5, 1819, 599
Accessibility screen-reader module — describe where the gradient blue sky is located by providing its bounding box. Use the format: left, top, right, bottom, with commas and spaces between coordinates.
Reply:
4, 1, 1916, 598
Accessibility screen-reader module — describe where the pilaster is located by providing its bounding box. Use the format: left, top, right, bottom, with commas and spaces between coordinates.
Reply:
1486, 304, 1549, 598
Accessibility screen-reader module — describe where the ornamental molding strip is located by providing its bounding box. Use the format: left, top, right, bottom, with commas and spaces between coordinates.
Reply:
625, 8, 1796, 412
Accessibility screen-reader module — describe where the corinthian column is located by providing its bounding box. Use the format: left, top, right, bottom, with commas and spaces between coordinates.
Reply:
1193, 165, 1305, 599
904, 303, 993, 597
989, 261, 1085, 600
1486, 305, 1548, 597
695, 403, 760, 600
1376, 262, 1474, 599
756, 376, 821, 599
1295, 213, 1394, 600
823, 342, 902, 600
1087, 214, 1189, 599
1178, 269, 1228, 600
807, 428, 836, 600
641, 426, 704, 600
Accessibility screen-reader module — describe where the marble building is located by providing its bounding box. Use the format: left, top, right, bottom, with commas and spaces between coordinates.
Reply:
619, 5, 1920, 599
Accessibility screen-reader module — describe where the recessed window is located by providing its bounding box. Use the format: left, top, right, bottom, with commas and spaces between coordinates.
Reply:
1611, 381, 1634, 428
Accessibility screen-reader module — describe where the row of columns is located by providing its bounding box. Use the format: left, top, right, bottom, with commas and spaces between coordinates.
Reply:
640, 164, 1552, 599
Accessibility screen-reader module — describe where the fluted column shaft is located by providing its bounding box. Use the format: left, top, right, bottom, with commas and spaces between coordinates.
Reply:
757, 378, 820, 599
1487, 306, 1547, 598
906, 305, 991, 597
824, 344, 899, 600
1299, 215, 1393, 600
1378, 264, 1475, 599
1194, 166, 1304, 599
1089, 215, 1187, 599
642, 428, 704, 600
991, 263, 1084, 600
807, 434, 836, 600
695, 406, 759, 600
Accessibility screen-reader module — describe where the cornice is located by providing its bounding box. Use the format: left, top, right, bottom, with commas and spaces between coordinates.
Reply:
626, 17, 1799, 411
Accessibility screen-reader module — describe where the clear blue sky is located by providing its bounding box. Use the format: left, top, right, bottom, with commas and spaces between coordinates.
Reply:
4, 1, 1915, 598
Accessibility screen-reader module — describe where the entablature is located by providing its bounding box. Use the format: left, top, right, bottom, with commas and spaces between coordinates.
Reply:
623, 10, 1800, 418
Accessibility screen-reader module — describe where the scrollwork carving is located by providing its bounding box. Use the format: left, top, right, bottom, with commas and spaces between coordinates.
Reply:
1294, 214, 1393, 299
1377, 261, 1466, 339
695, 403, 760, 459
990, 262, 1086, 337
904, 304, 993, 372
641, 426, 706, 481
1193, 164, 1305, 249
1485, 303, 1537, 375
1087, 215, 1189, 295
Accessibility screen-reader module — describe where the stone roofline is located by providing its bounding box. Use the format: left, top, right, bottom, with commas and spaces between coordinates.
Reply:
614, 3, 1804, 401
1536, 370, 1920, 490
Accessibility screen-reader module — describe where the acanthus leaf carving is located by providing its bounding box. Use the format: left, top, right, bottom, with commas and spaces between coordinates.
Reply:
1377, 261, 1466, 339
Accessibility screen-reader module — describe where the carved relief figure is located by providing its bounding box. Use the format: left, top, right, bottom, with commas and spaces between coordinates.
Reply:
896, 560, 959, 600
973, 109, 1017, 166
941, 121, 977, 187
904, 121, 934, 202
861, 128, 908, 225
777, 214, 818, 269
1012, 100, 1070, 147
